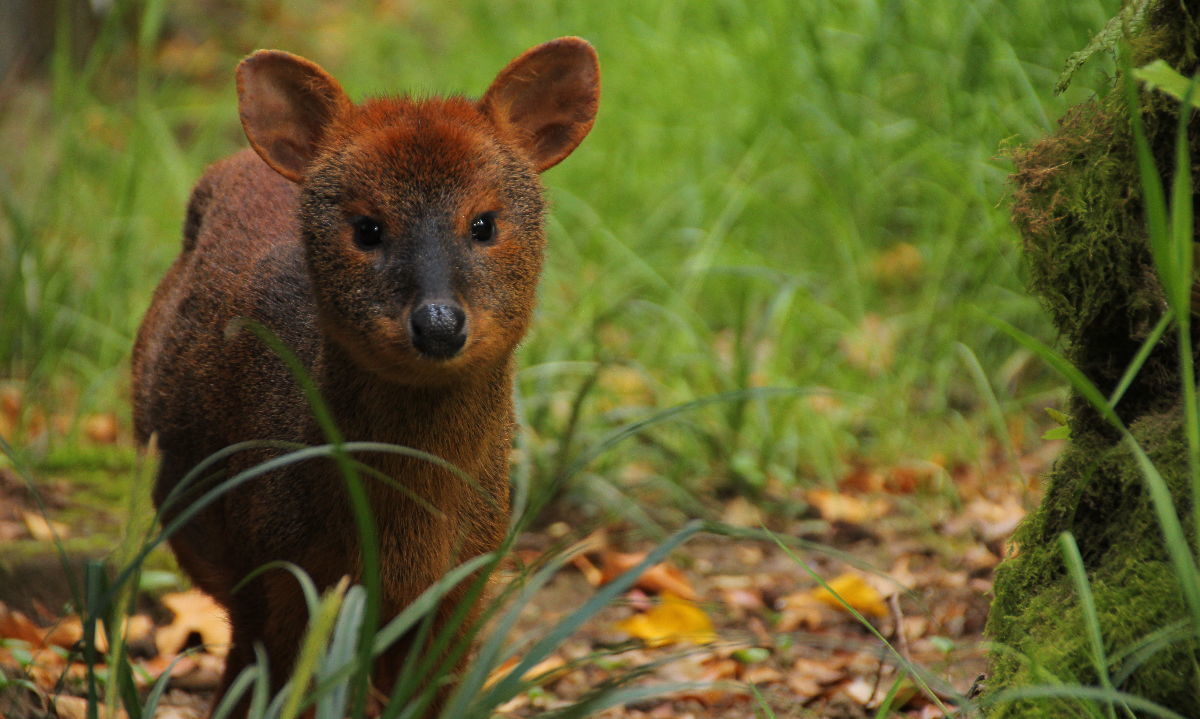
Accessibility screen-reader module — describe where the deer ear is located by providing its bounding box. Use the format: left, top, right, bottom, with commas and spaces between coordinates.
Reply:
479, 37, 600, 172
237, 50, 350, 182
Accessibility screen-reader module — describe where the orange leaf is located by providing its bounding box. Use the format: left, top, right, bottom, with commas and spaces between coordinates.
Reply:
0, 603, 45, 644
83, 413, 120, 444
570, 554, 603, 587
156, 590, 230, 657
599, 551, 697, 600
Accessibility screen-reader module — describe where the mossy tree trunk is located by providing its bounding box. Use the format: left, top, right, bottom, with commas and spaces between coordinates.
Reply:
986, 2, 1200, 715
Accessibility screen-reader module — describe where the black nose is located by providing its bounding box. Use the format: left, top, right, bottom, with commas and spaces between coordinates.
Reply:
409, 302, 467, 358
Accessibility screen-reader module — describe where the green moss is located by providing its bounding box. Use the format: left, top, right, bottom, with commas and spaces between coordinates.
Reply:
1008, 0, 1200, 429
987, 410, 1199, 716
992, 3, 1200, 712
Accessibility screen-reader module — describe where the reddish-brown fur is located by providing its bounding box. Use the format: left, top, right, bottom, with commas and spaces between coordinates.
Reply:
132, 39, 599, 715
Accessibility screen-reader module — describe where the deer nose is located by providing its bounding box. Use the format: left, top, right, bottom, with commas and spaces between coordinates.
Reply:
409, 302, 467, 359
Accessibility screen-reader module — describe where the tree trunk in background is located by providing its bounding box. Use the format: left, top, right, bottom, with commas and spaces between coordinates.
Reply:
987, 1, 1200, 715
0, 0, 96, 85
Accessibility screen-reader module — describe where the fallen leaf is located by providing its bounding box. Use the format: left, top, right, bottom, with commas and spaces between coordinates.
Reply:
742, 663, 784, 684
41, 616, 83, 650
599, 551, 698, 601
776, 593, 827, 632
0, 385, 22, 424
165, 652, 223, 690
805, 489, 889, 524
616, 593, 716, 647
659, 653, 750, 706
156, 590, 230, 657
51, 696, 91, 719
570, 553, 604, 587
811, 573, 888, 617
0, 603, 45, 644
83, 413, 119, 444
720, 496, 763, 528
786, 657, 847, 702
843, 676, 881, 705
22, 511, 69, 541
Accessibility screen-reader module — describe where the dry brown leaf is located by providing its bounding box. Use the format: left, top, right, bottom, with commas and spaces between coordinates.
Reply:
959, 497, 1027, 543
484, 652, 567, 691
843, 676, 882, 705
164, 652, 224, 691
719, 496, 763, 528
0, 518, 25, 541
615, 593, 716, 647
51, 696, 91, 719
523, 654, 568, 684
156, 590, 230, 658
570, 554, 604, 587
741, 663, 784, 684
776, 593, 826, 632
718, 586, 765, 615
599, 551, 697, 601
660, 653, 750, 706
805, 489, 889, 524
0, 385, 22, 424
22, 511, 69, 541
0, 603, 45, 644
787, 657, 847, 701
42, 616, 83, 650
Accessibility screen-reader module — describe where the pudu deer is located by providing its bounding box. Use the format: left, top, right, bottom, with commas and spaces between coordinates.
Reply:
132, 37, 599, 713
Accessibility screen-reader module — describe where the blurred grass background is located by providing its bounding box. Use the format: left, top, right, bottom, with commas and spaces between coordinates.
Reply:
0, 0, 1120, 524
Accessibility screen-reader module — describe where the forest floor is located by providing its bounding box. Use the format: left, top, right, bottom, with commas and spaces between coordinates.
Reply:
0, 436, 1054, 719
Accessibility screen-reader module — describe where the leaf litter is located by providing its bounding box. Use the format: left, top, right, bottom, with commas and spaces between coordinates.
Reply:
0, 437, 1045, 718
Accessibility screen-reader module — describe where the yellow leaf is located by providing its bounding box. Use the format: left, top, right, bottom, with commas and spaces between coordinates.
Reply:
811, 573, 887, 617
22, 511, 69, 542
616, 593, 717, 647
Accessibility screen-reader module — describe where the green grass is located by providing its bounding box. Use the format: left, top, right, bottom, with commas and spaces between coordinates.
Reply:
0, 0, 1121, 514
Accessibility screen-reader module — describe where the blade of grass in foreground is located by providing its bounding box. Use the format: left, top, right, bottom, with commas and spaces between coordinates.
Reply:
1126, 55, 1200, 558
1059, 532, 1131, 719
468, 521, 703, 713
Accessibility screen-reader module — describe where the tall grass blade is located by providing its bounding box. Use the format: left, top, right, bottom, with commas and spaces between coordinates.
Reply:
1058, 532, 1127, 719
470, 521, 703, 711
315, 585, 365, 719
233, 320, 380, 715
1108, 313, 1171, 408
279, 579, 348, 719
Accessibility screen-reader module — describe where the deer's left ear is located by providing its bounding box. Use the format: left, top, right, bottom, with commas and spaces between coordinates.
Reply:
479, 37, 600, 172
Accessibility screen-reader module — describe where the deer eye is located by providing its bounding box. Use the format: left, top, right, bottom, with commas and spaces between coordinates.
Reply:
470, 212, 497, 244
352, 216, 383, 249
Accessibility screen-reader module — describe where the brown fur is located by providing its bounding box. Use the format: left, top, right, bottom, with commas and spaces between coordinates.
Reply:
132, 38, 599, 716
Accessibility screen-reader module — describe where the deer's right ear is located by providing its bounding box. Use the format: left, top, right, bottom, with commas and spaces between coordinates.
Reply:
237, 50, 350, 183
